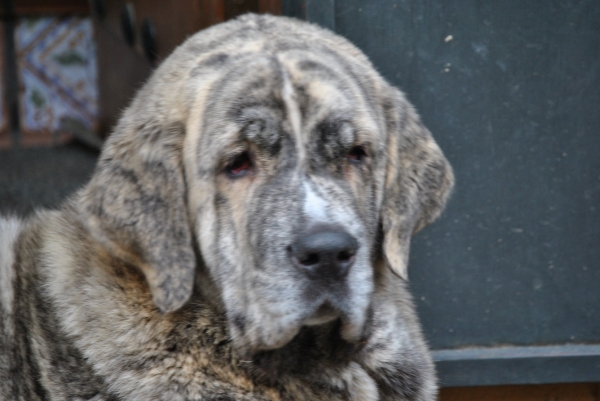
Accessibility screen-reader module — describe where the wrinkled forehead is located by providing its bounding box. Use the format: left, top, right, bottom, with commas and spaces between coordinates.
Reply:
192, 49, 383, 159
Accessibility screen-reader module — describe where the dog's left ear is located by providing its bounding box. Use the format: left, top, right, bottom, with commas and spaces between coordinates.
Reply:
380, 87, 455, 280
77, 119, 196, 313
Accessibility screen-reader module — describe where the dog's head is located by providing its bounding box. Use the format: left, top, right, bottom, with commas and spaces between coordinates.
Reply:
78, 15, 453, 356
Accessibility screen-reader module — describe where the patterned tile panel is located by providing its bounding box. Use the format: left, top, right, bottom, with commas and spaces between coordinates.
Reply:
15, 17, 97, 146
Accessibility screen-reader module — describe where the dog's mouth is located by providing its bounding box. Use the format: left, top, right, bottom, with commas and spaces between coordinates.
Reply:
230, 297, 369, 360
226, 257, 374, 359
302, 301, 339, 326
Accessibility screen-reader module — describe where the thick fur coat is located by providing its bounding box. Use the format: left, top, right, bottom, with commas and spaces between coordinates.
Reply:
0, 14, 454, 401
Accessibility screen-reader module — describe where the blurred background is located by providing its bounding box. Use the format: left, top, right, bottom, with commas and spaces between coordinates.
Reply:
0, 1, 598, 399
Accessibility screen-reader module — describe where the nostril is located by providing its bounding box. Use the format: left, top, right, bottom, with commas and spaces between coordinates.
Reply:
337, 250, 354, 262
299, 253, 320, 266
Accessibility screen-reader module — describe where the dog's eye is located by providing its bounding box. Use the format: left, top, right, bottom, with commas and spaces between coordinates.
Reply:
347, 146, 367, 164
226, 152, 253, 177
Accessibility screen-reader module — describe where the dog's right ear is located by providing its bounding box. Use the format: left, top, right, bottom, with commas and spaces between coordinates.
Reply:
77, 119, 196, 314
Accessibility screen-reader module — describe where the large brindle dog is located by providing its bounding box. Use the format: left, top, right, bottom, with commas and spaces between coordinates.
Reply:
0, 14, 453, 401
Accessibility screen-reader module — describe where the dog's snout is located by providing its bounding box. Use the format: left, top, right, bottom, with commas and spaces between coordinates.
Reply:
289, 230, 358, 280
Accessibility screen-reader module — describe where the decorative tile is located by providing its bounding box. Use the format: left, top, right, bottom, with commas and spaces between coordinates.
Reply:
15, 17, 97, 147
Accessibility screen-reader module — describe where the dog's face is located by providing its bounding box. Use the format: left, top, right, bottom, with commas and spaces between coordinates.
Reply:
79, 15, 453, 357
184, 51, 388, 352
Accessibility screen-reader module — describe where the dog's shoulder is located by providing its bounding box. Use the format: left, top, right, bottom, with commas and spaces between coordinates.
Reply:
0, 216, 22, 316
0, 210, 117, 400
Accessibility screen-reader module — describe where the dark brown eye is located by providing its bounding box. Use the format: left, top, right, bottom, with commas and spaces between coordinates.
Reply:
347, 146, 367, 163
226, 152, 252, 177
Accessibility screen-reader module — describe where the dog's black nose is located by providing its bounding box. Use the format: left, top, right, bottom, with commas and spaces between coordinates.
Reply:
290, 230, 358, 280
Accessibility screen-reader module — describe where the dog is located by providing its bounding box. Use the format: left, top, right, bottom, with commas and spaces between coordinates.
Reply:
0, 14, 453, 401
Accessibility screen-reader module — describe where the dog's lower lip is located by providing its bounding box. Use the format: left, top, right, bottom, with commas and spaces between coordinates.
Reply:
303, 302, 339, 326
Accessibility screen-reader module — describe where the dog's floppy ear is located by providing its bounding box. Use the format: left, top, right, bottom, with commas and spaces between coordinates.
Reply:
380, 87, 454, 280
78, 118, 195, 313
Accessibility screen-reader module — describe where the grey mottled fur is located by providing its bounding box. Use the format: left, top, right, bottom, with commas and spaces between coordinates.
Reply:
0, 14, 454, 401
